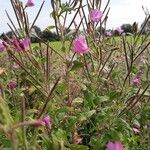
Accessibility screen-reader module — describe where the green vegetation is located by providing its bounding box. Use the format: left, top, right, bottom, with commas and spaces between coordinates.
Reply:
0, 0, 150, 149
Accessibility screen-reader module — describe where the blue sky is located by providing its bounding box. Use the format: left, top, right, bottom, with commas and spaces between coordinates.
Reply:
0, 0, 150, 34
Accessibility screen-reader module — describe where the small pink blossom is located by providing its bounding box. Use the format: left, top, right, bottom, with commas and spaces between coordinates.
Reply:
26, 0, 34, 7
90, 9, 103, 22
12, 37, 30, 52
42, 116, 51, 127
133, 128, 140, 134
0, 40, 6, 52
34, 120, 46, 126
13, 63, 20, 69
106, 141, 125, 150
75, 137, 82, 144
106, 31, 112, 37
33, 115, 51, 128
8, 81, 17, 93
116, 28, 124, 34
132, 77, 141, 86
73, 36, 90, 54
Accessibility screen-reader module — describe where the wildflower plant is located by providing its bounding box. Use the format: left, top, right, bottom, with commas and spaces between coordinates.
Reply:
0, 0, 150, 149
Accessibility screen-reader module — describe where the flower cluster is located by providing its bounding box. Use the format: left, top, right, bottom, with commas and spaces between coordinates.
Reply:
26, 0, 34, 7
90, 9, 103, 22
106, 141, 124, 150
105, 31, 112, 37
34, 116, 51, 128
73, 36, 90, 54
0, 40, 6, 52
8, 81, 17, 93
132, 76, 141, 86
12, 37, 30, 52
116, 27, 124, 34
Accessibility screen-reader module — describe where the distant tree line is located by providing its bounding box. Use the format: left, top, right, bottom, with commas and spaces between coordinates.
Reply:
97, 23, 138, 36
0, 20, 150, 42
0, 25, 61, 43
98, 20, 150, 36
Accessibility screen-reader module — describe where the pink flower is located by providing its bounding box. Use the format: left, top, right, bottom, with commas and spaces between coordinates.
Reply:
0, 40, 6, 52
12, 37, 30, 52
133, 128, 140, 134
132, 77, 141, 86
42, 116, 51, 127
90, 9, 103, 22
34, 120, 46, 126
75, 137, 82, 144
13, 63, 20, 69
106, 141, 125, 150
33, 115, 51, 128
106, 31, 112, 37
26, 0, 34, 7
73, 36, 90, 54
9, 81, 17, 93
116, 28, 124, 34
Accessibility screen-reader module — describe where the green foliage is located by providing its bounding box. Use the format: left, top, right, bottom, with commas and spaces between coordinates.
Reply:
121, 24, 132, 34
0, 0, 150, 149
42, 30, 60, 42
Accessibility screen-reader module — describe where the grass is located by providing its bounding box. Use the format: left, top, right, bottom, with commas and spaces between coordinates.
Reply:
32, 41, 70, 52
32, 35, 150, 48
1, 34, 150, 149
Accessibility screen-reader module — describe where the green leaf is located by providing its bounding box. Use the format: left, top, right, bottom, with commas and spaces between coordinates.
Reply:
72, 97, 84, 104
70, 61, 83, 71
50, 129, 67, 150
56, 107, 70, 114
59, 3, 73, 16
79, 110, 96, 121
108, 91, 121, 100
50, 11, 58, 18
55, 129, 67, 141
99, 96, 110, 103
116, 118, 132, 131
0, 96, 13, 125
70, 144, 89, 150
95, 112, 107, 123
65, 116, 78, 131
83, 90, 95, 109
47, 26, 56, 31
